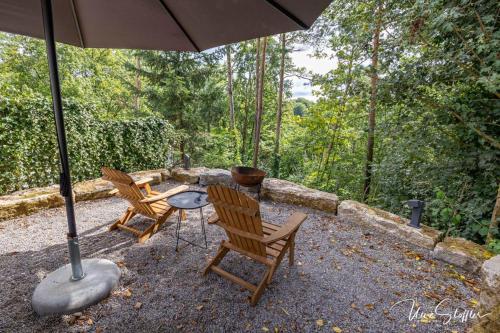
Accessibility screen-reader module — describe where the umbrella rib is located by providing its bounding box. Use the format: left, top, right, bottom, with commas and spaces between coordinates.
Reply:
157, 0, 200, 52
263, 0, 309, 29
70, 0, 85, 47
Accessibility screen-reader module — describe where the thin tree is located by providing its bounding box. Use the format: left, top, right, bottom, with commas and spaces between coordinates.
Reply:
252, 37, 268, 168
241, 67, 253, 163
363, 1, 383, 202
134, 55, 141, 114
273, 33, 286, 177
248, 38, 261, 160
226, 44, 235, 130
486, 184, 500, 243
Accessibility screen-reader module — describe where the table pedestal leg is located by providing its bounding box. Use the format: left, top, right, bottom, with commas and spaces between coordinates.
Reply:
175, 208, 208, 251
200, 207, 207, 248
175, 209, 182, 251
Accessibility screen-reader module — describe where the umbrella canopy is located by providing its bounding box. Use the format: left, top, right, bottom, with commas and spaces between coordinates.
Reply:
0, 0, 330, 51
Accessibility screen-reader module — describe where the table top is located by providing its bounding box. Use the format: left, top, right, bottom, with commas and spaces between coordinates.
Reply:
167, 190, 209, 209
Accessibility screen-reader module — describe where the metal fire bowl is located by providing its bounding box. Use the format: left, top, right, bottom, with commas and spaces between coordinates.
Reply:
231, 166, 266, 187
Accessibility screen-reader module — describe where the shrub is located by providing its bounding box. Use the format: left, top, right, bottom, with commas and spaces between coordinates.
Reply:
0, 93, 176, 194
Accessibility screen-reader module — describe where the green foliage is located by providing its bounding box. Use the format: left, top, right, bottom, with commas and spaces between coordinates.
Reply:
487, 239, 500, 255
0, 33, 140, 119
0, 93, 175, 193
427, 189, 463, 234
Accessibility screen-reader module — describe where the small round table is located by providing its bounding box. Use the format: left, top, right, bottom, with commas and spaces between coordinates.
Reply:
167, 190, 209, 251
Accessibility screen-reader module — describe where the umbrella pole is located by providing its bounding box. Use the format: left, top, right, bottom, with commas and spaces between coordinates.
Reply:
31, 0, 120, 316
41, 0, 84, 280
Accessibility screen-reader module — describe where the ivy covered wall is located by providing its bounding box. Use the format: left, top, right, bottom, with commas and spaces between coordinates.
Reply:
0, 94, 176, 194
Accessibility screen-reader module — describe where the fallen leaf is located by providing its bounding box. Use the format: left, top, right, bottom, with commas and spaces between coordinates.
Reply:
123, 289, 132, 298
316, 319, 324, 327
196, 304, 204, 311
364, 303, 374, 310
87, 319, 93, 325
134, 302, 142, 309
262, 327, 269, 332
332, 326, 342, 333
468, 299, 479, 308
423, 291, 442, 302
67, 316, 77, 326
280, 307, 289, 316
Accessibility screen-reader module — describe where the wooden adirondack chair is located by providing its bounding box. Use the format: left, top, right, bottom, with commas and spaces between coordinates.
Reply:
204, 185, 307, 305
101, 167, 188, 243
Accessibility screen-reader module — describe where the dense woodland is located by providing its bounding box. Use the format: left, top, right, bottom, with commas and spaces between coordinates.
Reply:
0, 0, 498, 251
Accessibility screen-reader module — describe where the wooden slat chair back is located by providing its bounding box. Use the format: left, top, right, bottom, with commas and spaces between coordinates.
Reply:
204, 185, 307, 305
101, 167, 188, 243
102, 167, 156, 218
207, 185, 267, 257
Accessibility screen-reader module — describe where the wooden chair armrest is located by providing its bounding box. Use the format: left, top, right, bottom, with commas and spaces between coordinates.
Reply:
214, 221, 265, 242
136, 177, 154, 188
208, 213, 219, 224
263, 212, 307, 244
139, 185, 189, 203
109, 188, 119, 196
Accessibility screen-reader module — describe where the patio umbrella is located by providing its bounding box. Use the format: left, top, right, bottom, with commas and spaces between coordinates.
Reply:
0, 0, 331, 315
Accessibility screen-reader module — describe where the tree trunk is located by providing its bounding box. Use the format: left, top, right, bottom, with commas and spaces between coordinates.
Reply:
226, 45, 235, 130
363, 2, 382, 202
254, 38, 261, 123
241, 70, 252, 163
134, 55, 141, 114
253, 37, 267, 168
486, 184, 500, 243
273, 33, 286, 177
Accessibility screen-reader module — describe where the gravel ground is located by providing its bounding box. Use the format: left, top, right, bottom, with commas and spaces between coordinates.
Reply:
0, 181, 482, 333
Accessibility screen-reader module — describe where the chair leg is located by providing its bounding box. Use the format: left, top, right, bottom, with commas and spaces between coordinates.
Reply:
138, 223, 158, 244
138, 208, 175, 243
267, 243, 289, 284
110, 208, 135, 231
289, 233, 296, 266
203, 242, 229, 275
251, 269, 271, 306
180, 209, 187, 221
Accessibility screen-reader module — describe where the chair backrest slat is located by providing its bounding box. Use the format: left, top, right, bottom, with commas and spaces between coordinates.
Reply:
208, 185, 266, 257
101, 167, 156, 217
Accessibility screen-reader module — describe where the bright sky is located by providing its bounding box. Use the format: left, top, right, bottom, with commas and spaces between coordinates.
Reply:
290, 46, 336, 101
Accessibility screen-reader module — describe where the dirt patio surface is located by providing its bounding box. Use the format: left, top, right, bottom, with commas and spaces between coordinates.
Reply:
0, 181, 482, 332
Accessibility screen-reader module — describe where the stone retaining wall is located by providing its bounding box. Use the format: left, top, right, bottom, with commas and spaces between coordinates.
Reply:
0, 185, 64, 221
262, 178, 338, 213
338, 200, 440, 250
0, 167, 339, 219
337, 200, 493, 273
0, 169, 166, 221
473, 255, 500, 333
